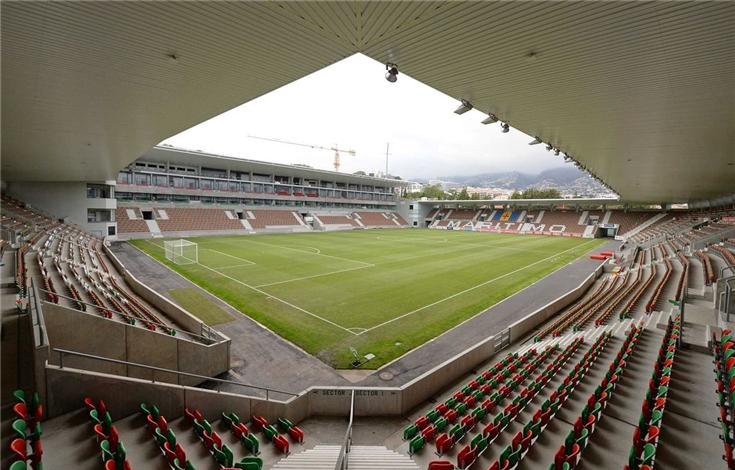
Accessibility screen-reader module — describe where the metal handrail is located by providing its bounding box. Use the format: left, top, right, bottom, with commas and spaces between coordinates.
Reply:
335, 390, 356, 470
51, 347, 298, 400
37, 287, 218, 343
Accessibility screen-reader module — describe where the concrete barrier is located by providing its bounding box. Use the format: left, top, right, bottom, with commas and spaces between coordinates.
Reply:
42, 302, 229, 385
507, 263, 604, 343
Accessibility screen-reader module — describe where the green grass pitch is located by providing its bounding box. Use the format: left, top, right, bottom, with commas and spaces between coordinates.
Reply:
130, 229, 604, 368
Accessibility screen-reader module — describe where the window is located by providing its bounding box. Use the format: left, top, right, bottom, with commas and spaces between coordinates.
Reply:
108, 226, 116, 236
87, 184, 112, 199
409, 204, 414, 210
87, 209, 112, 223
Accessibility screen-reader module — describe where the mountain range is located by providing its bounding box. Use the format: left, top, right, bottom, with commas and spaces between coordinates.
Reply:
416, 167, 614, 196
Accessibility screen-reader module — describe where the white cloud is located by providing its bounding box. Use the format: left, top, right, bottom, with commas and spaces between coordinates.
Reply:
162, 53, 566, 180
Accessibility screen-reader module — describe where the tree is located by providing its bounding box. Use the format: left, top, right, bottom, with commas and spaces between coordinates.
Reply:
510, 187, 561, 199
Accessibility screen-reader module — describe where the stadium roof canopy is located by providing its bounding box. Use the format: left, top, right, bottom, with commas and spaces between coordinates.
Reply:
2, 2, 733, 204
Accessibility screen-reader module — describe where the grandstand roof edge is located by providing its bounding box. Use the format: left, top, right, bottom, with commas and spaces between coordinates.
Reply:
140, 146, 409, 187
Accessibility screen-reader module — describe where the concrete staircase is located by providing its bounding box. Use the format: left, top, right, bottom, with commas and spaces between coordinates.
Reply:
348, 446, 419, 470
271, 445, 341, 469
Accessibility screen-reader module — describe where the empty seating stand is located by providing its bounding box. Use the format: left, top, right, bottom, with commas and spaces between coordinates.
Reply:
624, 315, 682, 470
549, 322, 643, 470
713, 329, 735, 469
9, 389, 43, 470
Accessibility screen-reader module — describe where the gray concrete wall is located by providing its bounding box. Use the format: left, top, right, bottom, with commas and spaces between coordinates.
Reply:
6, 181, 116, 237
42, 302, 228, 385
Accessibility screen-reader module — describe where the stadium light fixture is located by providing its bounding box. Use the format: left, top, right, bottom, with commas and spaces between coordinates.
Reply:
454, 99, 473, 115
500, 122, 510, 133
385, 63, 399, 83
545, 144, 553, 151
554, 148, 560, 156
529, 137, 542, 145
481, 114, 498, 125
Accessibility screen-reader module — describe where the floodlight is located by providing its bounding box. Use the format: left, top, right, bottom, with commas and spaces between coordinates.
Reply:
385, 63, 398, 83
481, 114, 498, 125
454, 99, 473, 115
529, 137, 542, 145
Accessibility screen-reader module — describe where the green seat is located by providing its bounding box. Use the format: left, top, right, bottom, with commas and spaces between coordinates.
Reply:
13, 389, 26, 404
435, 418, 448, 432
408, 435, 425, 454
236, 456, 264, 470
242, 433, 260, 455
202, 419, 212, 434
9, 461, 27, 470
166, 429, 176, 446
173, 459, 186, 470
12, 419, 27, 439
90, 409, 101, 424
154, 427, 167, 446
115, 441, 127, 465
263, 424, 278, 441
277, 418, 293, 431
223, 412, 240, 427
193, 420, 205, 438
213, 443, 234, 467
100, 440, 114, 462
185, 460, 198, 470
403, 424, 419, 440
641, 443, 656, 465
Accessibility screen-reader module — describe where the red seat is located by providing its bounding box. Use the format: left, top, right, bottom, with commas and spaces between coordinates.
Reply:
10, 438, 27, 460
84, 396, 96, 411
32, 439, 43, 464
94, 423, 108, 443
428, 461, 454, 470
13, 402, 29, 420
163, 441, 177, 463
274, 434, 289, 454
252, 415, 268, 430
288, 426, 304, 443
175, 442, 186, 463
435, 433, 453, 455
457, 445, 476, 468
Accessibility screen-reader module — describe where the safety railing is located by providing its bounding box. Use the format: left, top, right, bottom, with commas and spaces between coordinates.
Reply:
52, 347, 298, 401
335, 389, 355, 470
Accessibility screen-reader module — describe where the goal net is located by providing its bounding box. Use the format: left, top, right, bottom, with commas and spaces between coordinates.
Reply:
164, 239, 198, 265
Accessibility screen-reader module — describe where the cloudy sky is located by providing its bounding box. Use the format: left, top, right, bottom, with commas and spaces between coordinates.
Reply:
162, 53, 567, 181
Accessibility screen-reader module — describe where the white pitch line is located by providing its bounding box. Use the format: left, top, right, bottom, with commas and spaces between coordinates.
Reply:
193, 261, 358, 336
254, 264, 373, 288
201, 248, 256, 265
357, 239, 601, 335
225, 238, 374, 268
218, 263, 259, 270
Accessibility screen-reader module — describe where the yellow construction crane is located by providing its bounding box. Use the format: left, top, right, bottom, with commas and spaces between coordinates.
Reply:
248, 135, 356, 172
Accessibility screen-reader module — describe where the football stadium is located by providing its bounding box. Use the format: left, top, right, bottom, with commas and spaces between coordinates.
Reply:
1, 3, 734, 470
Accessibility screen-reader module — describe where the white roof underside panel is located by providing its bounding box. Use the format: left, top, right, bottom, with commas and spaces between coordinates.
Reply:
2, 1, 734, 203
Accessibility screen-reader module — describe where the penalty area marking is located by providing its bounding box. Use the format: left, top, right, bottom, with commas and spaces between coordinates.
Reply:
193, 260, 359, 336
224, 237, 373, 268
254, 264, 373, 288
355, 238, 601, 336
200, 248, 256, 266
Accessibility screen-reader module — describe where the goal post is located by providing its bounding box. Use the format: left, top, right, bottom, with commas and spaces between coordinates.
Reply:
164, 239, 198, 265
